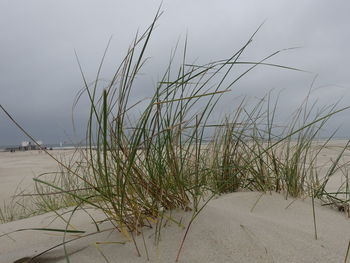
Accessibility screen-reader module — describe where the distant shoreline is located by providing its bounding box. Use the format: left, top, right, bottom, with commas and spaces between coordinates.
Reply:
0, 145, 82, 152
1, 138, 350, 152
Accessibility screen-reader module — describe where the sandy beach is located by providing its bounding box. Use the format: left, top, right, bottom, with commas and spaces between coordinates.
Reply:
0, 150, 74, 204
1, 140, 350, 262
1, 192, 350, 262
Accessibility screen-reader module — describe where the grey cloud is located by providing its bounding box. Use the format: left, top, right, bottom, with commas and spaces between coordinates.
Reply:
1, 0, 350, 145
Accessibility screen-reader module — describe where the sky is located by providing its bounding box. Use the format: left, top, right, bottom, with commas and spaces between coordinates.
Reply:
0, 0, 350, 146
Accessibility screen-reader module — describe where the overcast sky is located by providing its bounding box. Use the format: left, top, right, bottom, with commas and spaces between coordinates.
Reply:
1, 0, 349, 146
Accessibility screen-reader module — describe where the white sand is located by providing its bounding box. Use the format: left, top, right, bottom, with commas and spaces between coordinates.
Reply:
1, 141, 350, 262
0, 150, 73, 204
1, 192, 350, 262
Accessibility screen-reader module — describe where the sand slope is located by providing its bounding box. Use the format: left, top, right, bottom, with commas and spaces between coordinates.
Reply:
1, 192, 350, 263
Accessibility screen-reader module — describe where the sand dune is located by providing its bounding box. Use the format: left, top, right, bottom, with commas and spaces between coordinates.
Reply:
1, 141, 350, 262
1, 192, 350, 262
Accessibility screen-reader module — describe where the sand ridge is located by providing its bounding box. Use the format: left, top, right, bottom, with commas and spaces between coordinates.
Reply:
1, 141, 350, 262
1, 192, 350, 262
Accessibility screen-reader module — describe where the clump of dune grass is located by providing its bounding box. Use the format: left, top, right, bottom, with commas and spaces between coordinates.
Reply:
205, 90, 348, 199
314, 142, 350, 213
29, 11, 293, 235
0, 199, 26, 223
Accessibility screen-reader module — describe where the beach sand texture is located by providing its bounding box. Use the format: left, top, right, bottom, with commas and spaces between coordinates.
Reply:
0, 150, 73, 204
1, 192, 350, 262
1, 141, 350, 262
